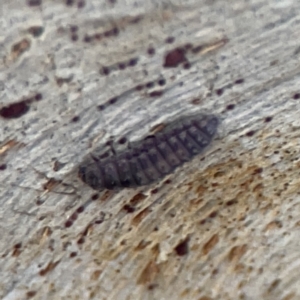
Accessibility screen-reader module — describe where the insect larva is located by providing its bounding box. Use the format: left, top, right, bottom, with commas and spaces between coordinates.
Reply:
78, 113, 219, 190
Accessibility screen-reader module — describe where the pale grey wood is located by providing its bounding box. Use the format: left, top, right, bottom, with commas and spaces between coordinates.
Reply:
1, 0, 300, 299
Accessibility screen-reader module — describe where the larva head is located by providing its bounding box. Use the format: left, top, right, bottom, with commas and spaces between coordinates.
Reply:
78, 164, 104, 191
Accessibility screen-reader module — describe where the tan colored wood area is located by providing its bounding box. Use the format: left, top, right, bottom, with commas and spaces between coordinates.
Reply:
1, 0, 300, 299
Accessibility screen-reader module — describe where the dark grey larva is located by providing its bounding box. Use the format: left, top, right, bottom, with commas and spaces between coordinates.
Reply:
78, 113, 219, 190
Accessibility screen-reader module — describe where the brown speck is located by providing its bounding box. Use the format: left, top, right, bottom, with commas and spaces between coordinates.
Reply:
27, 291, 37, 298
216, 88, 223, 96
226, 199, 238, 206
209, 211, 218, 218
28, 26, 44, 37
91, 193, 99, 200
39, 260, 60, 276
293, 93, 300, 100
235, 78, 244, 84
11, 38, 31, 58
202, 234, 219, 255
97, 104, 105, 111
0, 101, 30, 119
129, 192, 147, 205
0, 164, 7, 171
123, 204, 135, 213
104, 27, 119, 37
27, 0, 41, 6
77, 237, 85, 244
163, 48, 186, 68
94, 33, 102, 40
70, 252, 77, 258
265, 116, 273, 122
192, 44, 204, 53
228, 244, 247, 262
65, 220, 73, 228
174, 237, 189, 256
149, 90, 163, 97
151, 188, 158, 194
137, 261, 159, 285
246, 130, 255, 137
191, 98, 201, 105
226, 104, 235, 110
147, 47, 155, 55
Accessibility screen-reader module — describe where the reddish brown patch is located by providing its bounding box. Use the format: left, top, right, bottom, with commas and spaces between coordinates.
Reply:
163, 48, 187, 68
39, 260, 60, 276
137, 260, 159, 285
0, 101, 30, 119
228, 244, 247, 262
202, 234, 219, 255
174, 237, 189, 256
11, 38, 31, 58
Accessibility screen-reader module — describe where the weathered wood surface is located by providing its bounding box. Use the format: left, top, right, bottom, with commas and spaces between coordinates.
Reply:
1, 0, 300, 299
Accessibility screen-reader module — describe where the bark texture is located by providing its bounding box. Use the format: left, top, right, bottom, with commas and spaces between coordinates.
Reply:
1, 0, 300, 299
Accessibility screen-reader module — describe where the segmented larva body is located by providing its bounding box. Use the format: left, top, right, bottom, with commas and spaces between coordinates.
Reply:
78, 113, 219, 190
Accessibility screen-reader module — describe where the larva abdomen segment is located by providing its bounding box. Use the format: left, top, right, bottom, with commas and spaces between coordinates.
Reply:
78, 113, 219, 190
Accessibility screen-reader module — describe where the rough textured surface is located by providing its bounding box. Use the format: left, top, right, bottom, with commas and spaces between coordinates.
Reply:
1, 0, 300, 299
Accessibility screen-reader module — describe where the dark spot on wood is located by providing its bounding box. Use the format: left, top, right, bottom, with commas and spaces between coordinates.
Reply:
27, 0, 41, 6
123, 204, 135, 213
135, 84, 144, 91
246, 130, 255, 137
97, 104, 105, 111
71, 116, 80, 122
77, 0, 85, 8
0, 164, 7, 170
28, 26, 44, 37
226, 199, 238, 206
76, 206, 84, 213
118, 63, 126, 70
83, 35, 92, 43
129, 192, 147, 205
191, 98, 201, 105
148, 90, 163, 97
77, 237, 85, 244
216, 88, 224, 96
65, 220, 73, 227
253, 167, 263, 174
26, 291, 37, 298
109, 97, 118, 105
128, 58, 138, 67
39, 260, 60, 276
66, 0, 74, 6
165, 36, 175, 43
70, 25, 78, 32
11, 38, 31, 57
151, 188, 158, 194
146, 82, 154, 89
71, 34, 78, 41
293, 93, 300, 100
118, 137, 127, 144
101, 66, 110, 76
91, 193, 99, 200
104, 27, 119, 37
35, 93, 43, 101
226, 104, 235, 110
147, 47, 155, 55
265, 116, 273, 122
70, 252, 77, 258
0, 101, 30, 119
94, 33, 102, 40
157, 78, 166, 86
209, 211, 218, 218
174, 237, 189, 256
234, 78, 244, 84
192, 44, 204, 53
163, 48, 186, 68
183, 62, 191, 69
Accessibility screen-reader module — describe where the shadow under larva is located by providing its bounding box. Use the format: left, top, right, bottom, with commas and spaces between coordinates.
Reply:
78, 113, 219, 191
